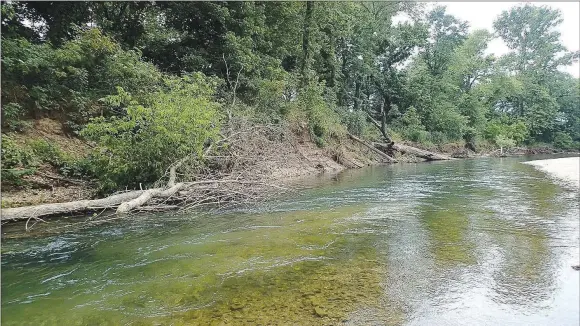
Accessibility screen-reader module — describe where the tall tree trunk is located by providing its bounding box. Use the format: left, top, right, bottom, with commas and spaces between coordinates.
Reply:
379, 96, 392, 144
354, 78, 361, 111
366, 103, 392, 145
324, 27, 336, 88
300, 1, 314, 86
338, 48, 349, 107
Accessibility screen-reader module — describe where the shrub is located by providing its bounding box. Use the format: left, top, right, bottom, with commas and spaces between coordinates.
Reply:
407, 129, 431, 144
428, 105, 468, 141
507, 121, 528, 144
286, 80, 344, 145
552, 132, 576, 150
251, 76, 293, 123
1, 136, 37, 186
28, 140, 67, 167
484, 120, 528, 146
1, 28, 163, 132
463, 127, 479, 150
495, 135, 516, 153
394, 107, 433, 145
1, 103, 30, 131
340, 109, 367, 137
81, 74, 222, 193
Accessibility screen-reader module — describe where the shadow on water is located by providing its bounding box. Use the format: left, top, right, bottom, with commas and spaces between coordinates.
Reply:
1, 156, 578, 325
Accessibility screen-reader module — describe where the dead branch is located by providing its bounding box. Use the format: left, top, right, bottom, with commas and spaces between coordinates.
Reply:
1, 191, 144, 222
391, 143, 454, 161
347, 133, 397, 163
35, 171, 89, 186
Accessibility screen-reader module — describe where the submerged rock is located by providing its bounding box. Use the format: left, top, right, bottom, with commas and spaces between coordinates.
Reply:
230, 298, 246, 310
314, 306, 328, 317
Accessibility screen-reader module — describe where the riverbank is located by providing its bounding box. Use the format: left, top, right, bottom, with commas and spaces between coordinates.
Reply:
0, 119, 381, 210
2, 118, 574, 223
2, 121, 397, 223
3, 142, 570, 210
522, 156, 580, 189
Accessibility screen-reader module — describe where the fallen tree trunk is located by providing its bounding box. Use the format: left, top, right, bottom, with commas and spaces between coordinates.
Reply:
0, 124, 300, 226
1, 180, 284, 222
2, 158, 190, 221
116, 188, 163, 214
116, 182, 187, 214
159, 182, 185, 197
347, 133, 397, 163
373, 142, 454, 161
1, 191, 144, 222
392, 143, 454, 161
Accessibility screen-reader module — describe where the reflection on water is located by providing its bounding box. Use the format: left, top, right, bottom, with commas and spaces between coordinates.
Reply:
2, 156, 579, 325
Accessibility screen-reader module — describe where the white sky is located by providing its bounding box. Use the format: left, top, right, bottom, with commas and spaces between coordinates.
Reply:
437, 2, 580, 78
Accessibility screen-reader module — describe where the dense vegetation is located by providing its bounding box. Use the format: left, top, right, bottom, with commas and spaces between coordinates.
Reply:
2, 2, 579, 193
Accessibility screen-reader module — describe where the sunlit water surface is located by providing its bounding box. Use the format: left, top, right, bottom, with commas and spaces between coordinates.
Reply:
2, 156, 579, 325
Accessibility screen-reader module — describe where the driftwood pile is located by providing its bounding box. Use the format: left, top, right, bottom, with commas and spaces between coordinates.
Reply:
1, 176, 285, 223
1, 124, 290, 226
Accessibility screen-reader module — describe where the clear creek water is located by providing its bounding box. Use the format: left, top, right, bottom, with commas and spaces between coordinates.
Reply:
2, 156, 579, 325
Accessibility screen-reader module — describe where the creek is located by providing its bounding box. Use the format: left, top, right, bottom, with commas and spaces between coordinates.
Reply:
2, 156, 579, 325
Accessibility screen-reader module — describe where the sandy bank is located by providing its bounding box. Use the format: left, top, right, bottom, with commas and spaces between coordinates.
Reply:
522, 157, 579, 189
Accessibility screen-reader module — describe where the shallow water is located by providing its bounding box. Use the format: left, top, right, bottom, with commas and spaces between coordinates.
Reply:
2, 156, 579, 325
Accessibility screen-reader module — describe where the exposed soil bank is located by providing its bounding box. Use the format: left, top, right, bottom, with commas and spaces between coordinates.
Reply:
522, 157, 580, 189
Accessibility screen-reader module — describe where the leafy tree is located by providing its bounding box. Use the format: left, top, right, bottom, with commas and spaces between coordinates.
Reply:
422, 5, 469, 76
493, 4, 579, 142
2, 1, 580, 194
368, 18, 427, 142
81, 74, 222, 192
1, 28, 162, 131
495, 134, 516, 154
494, 4, 578, 76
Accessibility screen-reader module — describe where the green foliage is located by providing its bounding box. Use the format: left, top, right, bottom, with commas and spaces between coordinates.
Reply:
2, 2, 578, 195
28, 140, 67, 167
393, 107, 431, 144
1, 28, 162, 132
423, 5, 469, 76
1, 103, 30, 131
493, 4, 577, 74
1, 136, 37, 169
507, 121, 529, 144
495, 135, 516, 150
1, 135, 96, 186
552, 132, 576, 150
289, 80, 344, 147
340, 110, 367, 137
81, 74, 222, 192
1, 136, 37, 186
484, 120, 528, 146
249, 72, 295, 123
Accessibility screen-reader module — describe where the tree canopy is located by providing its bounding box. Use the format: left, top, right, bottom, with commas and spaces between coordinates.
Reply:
2, 1, 579, 190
